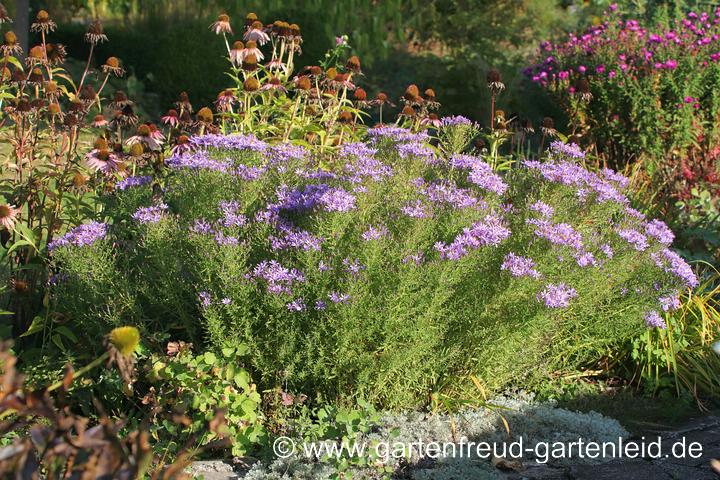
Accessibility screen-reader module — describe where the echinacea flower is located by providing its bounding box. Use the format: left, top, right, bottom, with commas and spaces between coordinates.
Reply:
260, 77, 287, 93
486, 68, 505, 94
125, 124, 163, 151
0, 3, 11, 23
91, 114, 108, 128
84, 18, 108, 45
1, 31, 21, 56
85, 148, 118, 174
244, 20, 269, 45
101, 57, 125, 77
161, 109, 179, 127
210, 13, 232, 35
0, 204, 19, 230
171, 135, 194, 156
30, 10, 56, 33
215, 89, 237, 112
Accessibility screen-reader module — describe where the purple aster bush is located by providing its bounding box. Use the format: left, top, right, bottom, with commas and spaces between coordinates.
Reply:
51, 132, 698, 408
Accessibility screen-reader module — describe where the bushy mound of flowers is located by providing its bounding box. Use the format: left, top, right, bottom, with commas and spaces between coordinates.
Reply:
525, 4, 720, 194
49, 120, 695, 407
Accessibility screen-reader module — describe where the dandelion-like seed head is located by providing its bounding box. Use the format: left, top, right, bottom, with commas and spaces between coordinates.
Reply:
109, 326, 140, 356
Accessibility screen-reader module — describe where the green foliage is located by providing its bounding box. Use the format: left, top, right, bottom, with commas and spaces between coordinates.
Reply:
143, 344, 266, 457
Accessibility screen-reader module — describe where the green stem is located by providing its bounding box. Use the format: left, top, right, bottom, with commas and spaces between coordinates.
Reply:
47, 351, 109, 392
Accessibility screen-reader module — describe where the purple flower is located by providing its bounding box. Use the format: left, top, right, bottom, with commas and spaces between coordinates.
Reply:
529, 219, 583, 250
401, 200, 429, 219
402, 252, 424, 265
342, 258, 365, 276
644, 310, 667, 329
537, 283, 577, 308
214, 232, 239, 246
501, 253, 541, 278
529, 201, 554, 218
645, 219, 674, 245
574, 251, 597, 267
440, 115, 473, 127
328, 291, 350, 304
116, 175, 152, 191
659, 292, 681, 312
314, 300, 327, 310
467, 163, 508, 195
600, 244, 614, 258
362, 225, 389, 241
651, 249, 698, 288
616, 228, 649, 251
198, 291, 212, 308
271, 228, 323, 252
191, 219, 213, 235
549, 141, 585, 159
252, 260, 305, 295
48, 221, 108, 251
287, 299, 306, 312
132, 204, 169, 224
449, 154, 483, 169
396, 142, 437, 165
221, 297, 232, 305
435, 215, 511, 260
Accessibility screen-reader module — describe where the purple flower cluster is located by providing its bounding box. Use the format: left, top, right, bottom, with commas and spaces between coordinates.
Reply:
251, 260, 305, 295
401, 200, 429, 219
644, 310, 667, 329
166, 151, 230, 172
501, 253, 541, 279
449, 155, 507, 195
434, 215, 510, 260
271, 228, 323, 251
420, 180, 482, 210
366, 126, 430, 144
132, 204, 169, 224
116, 175, 152, 191
191, 133, 268, 152
440, 115, 473, 127
529, 219, 584, 250
548, 141, 585, 159
362, 225, 389, 241
396, 142, 437, 165
537, 283, 578, 308
616, 228, 649, 251
651, 249, 698, 288
48, 221, 108, 251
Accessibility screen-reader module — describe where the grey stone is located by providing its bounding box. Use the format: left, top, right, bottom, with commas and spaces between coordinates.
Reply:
568, 460, 671, 480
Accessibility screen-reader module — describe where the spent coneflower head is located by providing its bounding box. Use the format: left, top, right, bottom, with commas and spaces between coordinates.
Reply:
487, 68, 505, 94
244, 20, 269, 45
30, 98, 45, 110
424, 88, 440, 110
245, 12, 258, 27
45, 43, 67, 65
2, 31, 22, 56
260, 76, 287, 93
403, 84, 422, 106
210, 13, 232, 35
94, 137, 109, 150
353, 87, 367, 102
85, 18, 108, 45
91, 114, 108, 128
125, 124, 163, 151
0, 3, 11, 23
72, 171, 89, 188
10, 68, 26, 85
540, 116, 557, 136
574, 78, 592, 102
10, 278, 29, 295
79, 85, 97, 105
369, 92, 396, 107
27, 67, 44, 85
85, 148, 118, 174
11, 97, 31, 115
47, 102, 61, 117
102, 57, 125, 77
338, 111, 354, 124
421, 113, 442, 128
230, 40, 244, 67
109, 90, 133, 110
243, 77, 260, 92
113, 104, 138, 128
295, 75, 311, 91
521, 118, 535, 134
241, 54, 258, 72
171, 134, 194, 155
196, 106, 214, 124
176, 91, 193, 113
26, 45, 45, 66
346, 55, 361, 74
215, 88, 237, 111
0, 204, 19, 231
31, 10, 56, 33
400, 105, 416, 117
161, 109, 179, 127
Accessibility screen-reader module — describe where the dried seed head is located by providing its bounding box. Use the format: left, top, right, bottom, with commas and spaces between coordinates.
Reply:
79, 85, 96, 101
30, 98, 45, 110
326, 67, 338, 80
3, 30, 16, 44
246, 40, 257, 49
575, 78, 590, 94
28, 68, 43, 83
10, 279, 29, 294
243, 77, 260, 92
72, 172, 88, 187
28, 45, 44, 61
15, 97, 31, 113
354, 87, 367, 101
246, 12, 258, 26
346, 55, 361, 73
242, 54, 258, 71
94, 137, 109, 150
232, 40, 244, 50
129, 142, 144, 157
136, 124, 151, 137
196, 107, 214, 123
36, 10, 49, 22
310, 66, 322, 76
251, 20, 263, 30
11, 69, 26, 83
85, 18, 108, 45
401, 105, 415, 117
541, 117, 554, 129
338, 111, 353, 123
424, 88, 436, 100
177, 134, 190, 145
0, 3, 10, 23
48, 102, 61, 115
404, 84, 420, 101
44, 80, 58, 94
487, 69, 502, 84
105, 56, 120, 68
376, 92, 388, 103
296, 76, 311, 90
